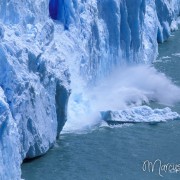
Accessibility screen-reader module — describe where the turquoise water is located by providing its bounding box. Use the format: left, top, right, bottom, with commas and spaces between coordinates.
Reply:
22, 30, 180, 180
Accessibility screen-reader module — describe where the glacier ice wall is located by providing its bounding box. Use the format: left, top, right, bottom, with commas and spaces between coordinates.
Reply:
48, 0, 180, 82
0, 0, 180, 179
0, 88, 21, 180
0, 1, 71, 179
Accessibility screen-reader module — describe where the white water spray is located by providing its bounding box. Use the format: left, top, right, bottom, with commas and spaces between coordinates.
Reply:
62, 65, 180, 133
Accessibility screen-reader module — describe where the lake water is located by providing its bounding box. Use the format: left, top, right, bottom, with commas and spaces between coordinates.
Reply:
22, 30, 180, 180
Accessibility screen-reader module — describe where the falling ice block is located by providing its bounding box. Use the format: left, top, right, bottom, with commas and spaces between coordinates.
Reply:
101, 106, 180, 125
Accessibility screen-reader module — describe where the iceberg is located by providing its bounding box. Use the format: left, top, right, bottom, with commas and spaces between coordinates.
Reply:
0, 0, 180, 179
101, 106, 180, 124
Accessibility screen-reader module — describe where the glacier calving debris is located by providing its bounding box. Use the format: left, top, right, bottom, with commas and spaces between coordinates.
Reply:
0, 0, 180, 179
101, 106, 179, 123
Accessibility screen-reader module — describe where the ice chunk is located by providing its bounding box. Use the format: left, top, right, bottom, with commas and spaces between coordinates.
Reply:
101, 106, 179, 124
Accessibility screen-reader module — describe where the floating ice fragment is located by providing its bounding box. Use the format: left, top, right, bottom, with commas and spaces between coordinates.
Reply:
101, 106, 179, 124
172, 53, 180, 57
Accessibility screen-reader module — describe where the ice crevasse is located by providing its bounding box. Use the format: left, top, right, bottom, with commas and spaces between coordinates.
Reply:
0, 0, 180, 179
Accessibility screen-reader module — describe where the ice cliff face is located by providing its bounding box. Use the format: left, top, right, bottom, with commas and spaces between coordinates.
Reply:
0, 0, 180, 179
0, 88, 21, 179
0, 1, 70, 179
48, 0, 180, 81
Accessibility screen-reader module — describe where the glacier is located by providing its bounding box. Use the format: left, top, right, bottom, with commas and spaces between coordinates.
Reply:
0, 0, 180, 179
